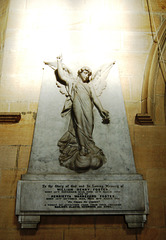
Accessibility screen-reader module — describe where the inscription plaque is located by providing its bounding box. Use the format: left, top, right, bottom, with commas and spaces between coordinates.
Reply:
16, 180, 147, 215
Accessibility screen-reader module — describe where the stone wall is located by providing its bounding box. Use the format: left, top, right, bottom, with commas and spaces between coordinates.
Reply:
0, 0, 9, 81
0, 0, 166, 239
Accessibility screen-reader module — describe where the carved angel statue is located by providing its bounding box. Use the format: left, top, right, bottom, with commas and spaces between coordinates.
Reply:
44, 56, 115, 172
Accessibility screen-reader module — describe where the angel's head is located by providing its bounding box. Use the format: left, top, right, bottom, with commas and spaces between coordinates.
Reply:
78, 66, 92, 83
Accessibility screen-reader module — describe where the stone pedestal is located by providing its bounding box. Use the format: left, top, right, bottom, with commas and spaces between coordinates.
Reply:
16, 64, 149, 228
16, 174, 148, 228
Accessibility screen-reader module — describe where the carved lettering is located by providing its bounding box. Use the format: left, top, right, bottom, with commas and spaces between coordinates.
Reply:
42, 183, 123, 210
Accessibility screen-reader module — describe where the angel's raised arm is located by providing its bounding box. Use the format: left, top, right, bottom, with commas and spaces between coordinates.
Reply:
44, 56, 71, 86
56, 56, 70, 86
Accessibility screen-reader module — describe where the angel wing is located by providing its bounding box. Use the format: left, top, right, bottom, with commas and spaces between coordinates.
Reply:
90, 62, 115, 97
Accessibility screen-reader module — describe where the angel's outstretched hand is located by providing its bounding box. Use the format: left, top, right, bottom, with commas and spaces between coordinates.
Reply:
43, 61, 58, 70
100, 109, 110, 124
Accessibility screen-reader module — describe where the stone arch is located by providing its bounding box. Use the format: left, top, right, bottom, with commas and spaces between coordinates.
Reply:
141, 19, 166, 125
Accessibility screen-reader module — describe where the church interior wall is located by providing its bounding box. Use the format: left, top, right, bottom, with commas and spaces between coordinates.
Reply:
0, 0, 166, 239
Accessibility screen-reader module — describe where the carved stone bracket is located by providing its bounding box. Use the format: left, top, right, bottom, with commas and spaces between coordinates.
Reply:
135, 113, 154, 125
18, 216, 40, 229
0, 112, 21, 123
125, 214, 147, 228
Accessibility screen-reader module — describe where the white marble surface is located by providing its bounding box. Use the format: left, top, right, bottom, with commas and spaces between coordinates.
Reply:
28, 63, 136, 175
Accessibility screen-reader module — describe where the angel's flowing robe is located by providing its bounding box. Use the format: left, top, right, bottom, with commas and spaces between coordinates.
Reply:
57, 80, 106, 172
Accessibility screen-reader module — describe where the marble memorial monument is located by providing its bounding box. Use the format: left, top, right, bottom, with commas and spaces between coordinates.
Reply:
15, 56, 149, 229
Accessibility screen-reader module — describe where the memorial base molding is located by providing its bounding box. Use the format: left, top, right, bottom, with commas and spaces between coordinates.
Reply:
125, 214, 147, 228
18, 216, 40, 229
16, 173, 149, 229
